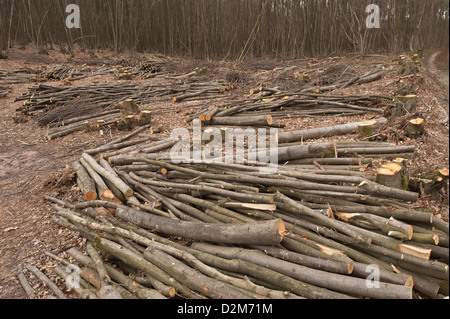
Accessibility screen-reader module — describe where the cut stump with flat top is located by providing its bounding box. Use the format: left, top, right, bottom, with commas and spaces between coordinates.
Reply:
375, 162, 409, 190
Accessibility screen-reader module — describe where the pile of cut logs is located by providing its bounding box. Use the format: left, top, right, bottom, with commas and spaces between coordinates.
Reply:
187, 91, 392, 127
32, 119, 449, 300
114, 60, 167, 80
38, 64, 111, 82
13, 80, 235, 139
41, 99, 154, 140
0, 68, 39, 84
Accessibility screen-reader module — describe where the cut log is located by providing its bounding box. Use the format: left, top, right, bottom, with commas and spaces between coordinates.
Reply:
81, 153, 134, 198
209, 115, 276, 127
17, 265, 36, 299
397, 243, 432, 260
143, 247, 254, 299
192, 243, 413, 299
277, 143, 335, 162
72, 160, 98, 201
335, 213, 413, 240
67, 247, 168, 299
24, 264, 67, 299
115, 206, 285, 245
91, 236, 197, 298
399, 62, 420, 76
79, 158, 115, 201
223, 202, 276, 211
375, 162, 409, 190
387, 95, 418, 118
118, 115, 139, 131
425, 168, 449, 185
278, 118, 388, 143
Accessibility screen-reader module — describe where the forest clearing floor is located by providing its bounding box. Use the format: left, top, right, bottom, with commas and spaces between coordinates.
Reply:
0, 46, 448, 299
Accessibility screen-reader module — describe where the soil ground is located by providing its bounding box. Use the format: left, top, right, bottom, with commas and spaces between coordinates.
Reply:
0, 46, 448, 299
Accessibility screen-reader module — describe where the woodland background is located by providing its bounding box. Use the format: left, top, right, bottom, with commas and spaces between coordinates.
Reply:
0, 0, 449, 59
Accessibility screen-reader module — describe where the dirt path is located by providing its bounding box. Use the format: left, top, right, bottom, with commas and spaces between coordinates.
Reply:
427, 51, 449, 89
0, 53, 109, 298
0, 85, 93, 298
424, 51, 449, 125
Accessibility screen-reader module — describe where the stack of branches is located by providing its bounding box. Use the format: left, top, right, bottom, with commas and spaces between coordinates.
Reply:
13, 80, 235, 140
15, 79, 235, 117
38, 64, 111, 82
0, 68, 40, 84
0, 85, 11, 98
36, 94, 112, 127
42, 98, 157, 141
114, 60, 168, 80
188, 91, 393, 126
256, 61, 389, 93
15, 82, 141, 116
297, 68, 390, 93
34, 123, 448, 299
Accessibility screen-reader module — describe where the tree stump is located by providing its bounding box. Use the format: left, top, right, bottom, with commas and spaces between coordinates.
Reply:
387, 95, 418, 119
357, 120, 381, 139
137, 111, 152, 126
118, 115, 139, 131
422, 168, 450, 194
399, 61, 420, 76
120, 99, 141, 117
117, 99, 152, 131
405, 118, 425, 138
375, 162, 409, 190
412, 54, 421, 67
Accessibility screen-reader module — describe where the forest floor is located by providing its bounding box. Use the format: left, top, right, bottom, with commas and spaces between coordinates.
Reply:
0, 46, 448, 299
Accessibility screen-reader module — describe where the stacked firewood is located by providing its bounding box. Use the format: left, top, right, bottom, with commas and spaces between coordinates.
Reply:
38, 64, 111, 82
42, 99, 154, 140
13, 80, 235, 139
33, 121, 449, 300
15, 80, 234, 115
187, 91, 392, 127
0, 68, 39, 84
114, 60, 167, 80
